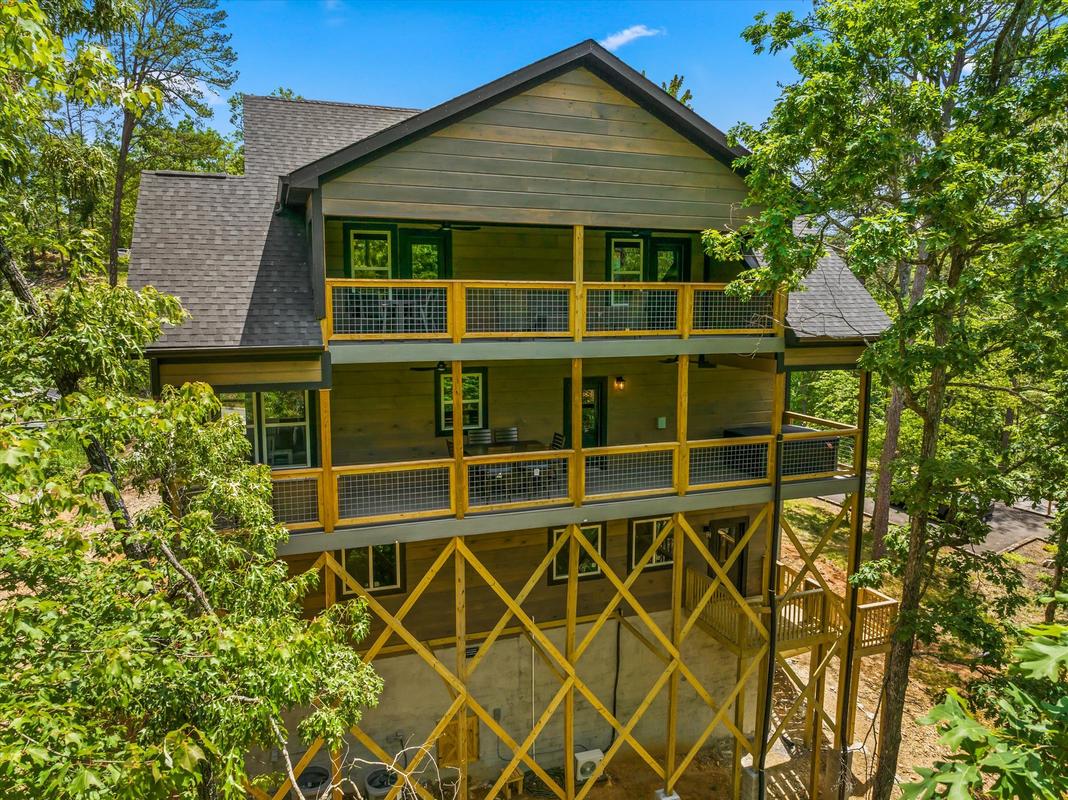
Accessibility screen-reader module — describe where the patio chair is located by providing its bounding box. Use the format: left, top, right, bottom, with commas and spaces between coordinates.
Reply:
493, 426, 519, 443
550, 432, 566, 450
468, 428, 493, 445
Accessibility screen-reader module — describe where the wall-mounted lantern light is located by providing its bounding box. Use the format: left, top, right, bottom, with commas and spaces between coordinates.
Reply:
614, 376, 626, 391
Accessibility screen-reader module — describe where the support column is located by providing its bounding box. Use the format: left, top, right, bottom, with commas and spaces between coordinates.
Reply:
318, 388, 334, 533
564, 526, 579, 798
731, 654, 749, 800
571, 358, 583, 506
322, 559, 342, 800
665, 512, 686, 794
454, 544, 469, 800
676, 354, 690, 495
452, 361, 466, 520
572, 225, 584, 341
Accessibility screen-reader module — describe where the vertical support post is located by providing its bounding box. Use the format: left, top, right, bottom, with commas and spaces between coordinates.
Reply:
564, 525, 579, 798
571, 358, 584, 506
768, 354, 786, 482
318, 388, 334, 533
676, 354, 689, 496
452, 360, 466, 520
451, 281, 465, 344
835, 369, 873, 800
732, 655, 749, 800
572, 225, 584, 341
665, 512, 685, 792
454, 543, 469, 800
321, 559, 342, 800
679, 284, 692, 339
808, 640, 828, 798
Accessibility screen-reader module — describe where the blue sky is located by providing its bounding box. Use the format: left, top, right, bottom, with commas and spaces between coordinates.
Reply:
210, 0, 803, 136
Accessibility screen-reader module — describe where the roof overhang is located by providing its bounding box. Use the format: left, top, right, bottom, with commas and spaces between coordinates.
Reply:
280, 39, 747, 207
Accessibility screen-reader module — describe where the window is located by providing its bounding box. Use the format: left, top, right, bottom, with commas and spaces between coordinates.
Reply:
401, 230, 449, 279
629, 516, 674, 571
260, 391, 312, 468
708, 518, 748, 592
548, 524, 605, 584
436, 368, 487, 435
347, 229, 392, 279
653, 239, 690, 282
219, 392, 258, 461
608, 237, 644, 283
341, 543, 403, 593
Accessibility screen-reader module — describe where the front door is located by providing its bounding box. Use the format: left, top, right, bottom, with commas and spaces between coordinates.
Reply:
564, 377, 607, 448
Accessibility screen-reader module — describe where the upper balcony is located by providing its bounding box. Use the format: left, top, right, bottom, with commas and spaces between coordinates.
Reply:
319, 222, 784, 359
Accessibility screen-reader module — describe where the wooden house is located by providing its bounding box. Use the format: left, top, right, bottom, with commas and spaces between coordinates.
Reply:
130, 40, 896, 800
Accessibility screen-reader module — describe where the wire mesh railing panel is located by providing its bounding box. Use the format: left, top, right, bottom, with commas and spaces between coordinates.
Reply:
691, 289, 774, 332
689, 440, 769, 487
336, 464, 453, 522
464, 286, 571, 335
583, 447, 675, 497
331, 285, 449, 336
584, 287, 679, 334
466, 454, 570, 510
271, 475, 320, 526
782, 434, 851, 477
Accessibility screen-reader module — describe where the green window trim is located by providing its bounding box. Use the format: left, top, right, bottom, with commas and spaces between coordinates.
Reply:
435, 367, 489, 436
628, 516, 674, 572
547, 523, 606, 585
342, 221, 399, 279
218, 390, 317, 469
339, 220, 454, 280
605, 231, 692, 282
340, 543, 405, 595
399, 228, 452, 279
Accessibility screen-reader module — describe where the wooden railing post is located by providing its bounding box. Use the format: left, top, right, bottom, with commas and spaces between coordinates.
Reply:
318, 388, 334, 533
570, 358, 583, 506
676, 354, 689, 495
679, 284, 692, 339
572, 225, 584, 341
323, 280, 334, 343
451, 360, 466, 519
451, 281, 465, 344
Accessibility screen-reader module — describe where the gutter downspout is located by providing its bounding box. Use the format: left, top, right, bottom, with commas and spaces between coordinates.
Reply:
837, 369, 873, 800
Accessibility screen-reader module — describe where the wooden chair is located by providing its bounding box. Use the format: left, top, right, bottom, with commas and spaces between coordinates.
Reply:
468, 428, 492, 445
550, 432, 566, 450
493, 426, 519, 443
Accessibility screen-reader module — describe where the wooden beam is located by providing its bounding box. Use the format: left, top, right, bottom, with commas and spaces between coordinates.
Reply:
665, 513, 685, 792
676, 355, 689, 496
571, 358, 583, 505
564, 525, 579, 798
318, 388, 334, 532
573, 225, 584, 341
454, 546, 469, 800
451, 360, 466, 519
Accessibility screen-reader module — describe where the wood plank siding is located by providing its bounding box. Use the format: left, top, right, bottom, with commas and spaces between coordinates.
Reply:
320, 68, 751, 229
330, 358, 773, 465
157, 358, 323, 389
290, 504, 768, 638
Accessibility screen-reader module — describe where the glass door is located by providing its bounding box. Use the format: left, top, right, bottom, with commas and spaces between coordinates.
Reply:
565, 377, 607, 448
399, 229, 450, 279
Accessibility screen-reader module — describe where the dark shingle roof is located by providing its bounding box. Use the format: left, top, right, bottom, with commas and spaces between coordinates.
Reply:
129, 97, 417, 351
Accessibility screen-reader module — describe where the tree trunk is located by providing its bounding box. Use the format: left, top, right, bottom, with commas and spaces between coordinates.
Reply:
108, 109, 136, 287
1046, 514, 1066, 624
871, 267, 954, 799
871, 386, 904, 557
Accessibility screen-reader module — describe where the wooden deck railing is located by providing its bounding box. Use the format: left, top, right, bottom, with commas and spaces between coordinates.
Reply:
683, 564, 898, 653
324, 279, 779, 341
782, 411, 861, 481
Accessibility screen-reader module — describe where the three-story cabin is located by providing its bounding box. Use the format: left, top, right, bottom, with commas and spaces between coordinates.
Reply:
130, 41, 895, 800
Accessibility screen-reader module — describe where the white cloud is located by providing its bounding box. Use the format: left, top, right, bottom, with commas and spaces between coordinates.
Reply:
598, 24, 663, 52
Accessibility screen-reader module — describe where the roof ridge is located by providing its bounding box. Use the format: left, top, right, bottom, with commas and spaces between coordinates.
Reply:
244, 94, 420, 113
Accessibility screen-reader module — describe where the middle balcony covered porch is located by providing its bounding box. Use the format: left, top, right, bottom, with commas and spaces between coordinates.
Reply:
315, 357, 861, 529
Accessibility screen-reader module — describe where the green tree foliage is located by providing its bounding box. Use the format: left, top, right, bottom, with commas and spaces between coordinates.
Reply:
98, 0, 238, 284
902, 619, 1068, 799
708, 2, 1068, 796
0, 3, 382, 797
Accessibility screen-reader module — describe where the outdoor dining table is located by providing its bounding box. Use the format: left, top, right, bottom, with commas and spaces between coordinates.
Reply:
463, 440, 548, 457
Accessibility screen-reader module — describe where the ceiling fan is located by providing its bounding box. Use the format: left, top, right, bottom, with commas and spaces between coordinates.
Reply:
437, 222, 481, 232
659, 355, 719, 368
409, 361, 448, 373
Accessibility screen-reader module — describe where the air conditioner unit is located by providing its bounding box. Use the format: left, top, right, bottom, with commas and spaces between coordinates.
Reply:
574, 749, 604, 783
